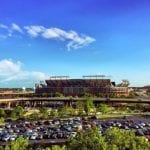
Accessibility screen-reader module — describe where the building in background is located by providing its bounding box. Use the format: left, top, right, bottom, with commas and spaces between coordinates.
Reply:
35, 75, 111, 97
35, 76, 130, 97
111, 80, 129, 97
143, 86, 150, 93
0, 88, 33, 98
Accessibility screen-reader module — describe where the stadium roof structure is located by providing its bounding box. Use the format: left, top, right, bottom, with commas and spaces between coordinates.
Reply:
49, 76, 70, 79
82, 75, 111, 79
49, 75, 112, 80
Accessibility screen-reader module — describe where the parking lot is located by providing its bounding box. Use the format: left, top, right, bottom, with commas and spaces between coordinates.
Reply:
0, 116, 150, 145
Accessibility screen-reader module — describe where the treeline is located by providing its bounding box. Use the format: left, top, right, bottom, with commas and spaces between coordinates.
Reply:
7, 91, 137, 99
0, 96, 109, 121
0, 106, 24, 124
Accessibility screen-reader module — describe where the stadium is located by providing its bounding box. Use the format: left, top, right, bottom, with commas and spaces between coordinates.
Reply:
35, 75, 128, 97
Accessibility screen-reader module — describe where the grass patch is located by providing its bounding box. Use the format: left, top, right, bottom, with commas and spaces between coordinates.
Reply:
96, 113, 133, 119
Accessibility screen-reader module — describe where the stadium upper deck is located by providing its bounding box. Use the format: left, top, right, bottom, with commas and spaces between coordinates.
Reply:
36, 76, 112, 96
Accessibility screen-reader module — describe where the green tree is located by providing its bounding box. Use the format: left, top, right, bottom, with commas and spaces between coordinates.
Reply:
39, 107, 49, 118
29, 112, 40, 119
98, 104, 111, 114
58, 106, 76, 117
10, 111, 17, 119
84, 92, 93, 97
5, 136, 28, 150
76, 100, 84, 115
13, 106, 24, 118
67, 127, 150, 150
55, 92, 64, 97
58, 106, 69, 117
50, 110, 58, 117
0, 117, 5, 125
84, 96, 94, 115
4, 145, 10, 150
0, 108, 6, 118
105, 128, 150, 150
68, 127, 107, 150
51, 145, 66, 150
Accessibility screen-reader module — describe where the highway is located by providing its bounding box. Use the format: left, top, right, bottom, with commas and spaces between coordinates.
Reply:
0, 97, 150, 103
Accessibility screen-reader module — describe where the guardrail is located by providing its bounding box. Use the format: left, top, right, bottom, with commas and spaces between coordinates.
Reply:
0, 97, 150, 103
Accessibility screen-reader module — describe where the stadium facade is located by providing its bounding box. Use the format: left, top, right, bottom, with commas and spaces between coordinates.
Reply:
35, 76, 129, 97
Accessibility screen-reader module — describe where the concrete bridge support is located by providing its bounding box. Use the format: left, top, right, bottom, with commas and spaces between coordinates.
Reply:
7, 102, 11, 109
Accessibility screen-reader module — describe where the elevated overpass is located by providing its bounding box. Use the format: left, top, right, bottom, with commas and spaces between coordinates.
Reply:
0, 97, 150, 108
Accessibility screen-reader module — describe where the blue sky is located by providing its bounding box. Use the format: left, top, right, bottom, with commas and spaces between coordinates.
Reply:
0, 0, 150, 87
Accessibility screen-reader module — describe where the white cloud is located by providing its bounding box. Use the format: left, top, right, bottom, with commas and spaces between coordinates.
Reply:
0, 23, 23, 38
24, 26, 45, 37
0, 24, 8, 29
24, 26, 95, 50
0, 23, 95, 50
42, 28, 65, 39
0, 59, 48, 84
11, 23, 23, 33
0, 59, 22, 75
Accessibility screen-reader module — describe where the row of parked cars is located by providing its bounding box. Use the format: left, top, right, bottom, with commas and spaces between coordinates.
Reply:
96, 119, 150, 137
0, 116, 150, 142
0, 117, 81, 142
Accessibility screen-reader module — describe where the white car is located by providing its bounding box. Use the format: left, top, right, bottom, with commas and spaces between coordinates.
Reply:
30, 133, 38, 140
10, 134, 17, 141
2, 135, 10, 141
71, 132, 77, 137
